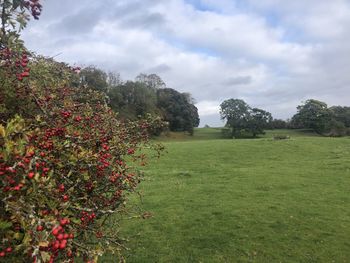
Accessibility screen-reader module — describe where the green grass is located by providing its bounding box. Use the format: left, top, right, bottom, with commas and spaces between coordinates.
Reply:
156, 127, 224, 141
156, 128, 319, 142
103, 129, 350, 262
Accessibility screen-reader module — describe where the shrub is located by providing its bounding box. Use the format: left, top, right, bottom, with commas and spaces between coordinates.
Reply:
0, 1, 165, 262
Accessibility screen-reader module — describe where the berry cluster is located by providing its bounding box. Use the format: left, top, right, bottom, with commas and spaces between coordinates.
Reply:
0, 247, 13, 258
16, 53, 30, 80
80, 211, 96, 226
0, 48, 30, 81
34, 220, 75, 263
24, 0, 42, 20
1, 51, 165, 263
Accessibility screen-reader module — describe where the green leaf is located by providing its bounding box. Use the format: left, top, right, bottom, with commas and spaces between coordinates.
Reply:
12, 0, 22, 9
0, 220, 12, 230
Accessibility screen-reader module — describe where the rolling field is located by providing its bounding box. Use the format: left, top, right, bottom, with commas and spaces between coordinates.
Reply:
104, 129, 350, 262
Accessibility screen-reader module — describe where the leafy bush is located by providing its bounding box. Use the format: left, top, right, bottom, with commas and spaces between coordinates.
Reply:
0, 1, 165, 262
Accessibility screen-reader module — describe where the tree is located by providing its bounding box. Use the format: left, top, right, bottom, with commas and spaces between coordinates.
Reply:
0, 0, 42, 47
107, 71, 122, 87
220, 99, 250, 137
157, 88, 200, 134
247, 108, 272, 137
291, 99, 331, 134
269, 119, 287, 129
220, 99, 272, 138
80, 66, 108, 93
135, 73, 166, 90
108, 80, 159, 119
330, 106, 350, 127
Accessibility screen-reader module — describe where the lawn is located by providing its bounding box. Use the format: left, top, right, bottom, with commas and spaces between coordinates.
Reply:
103, 129, 350, 262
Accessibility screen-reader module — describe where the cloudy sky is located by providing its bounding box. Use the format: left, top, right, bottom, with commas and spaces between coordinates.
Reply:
22, 0, 350, 126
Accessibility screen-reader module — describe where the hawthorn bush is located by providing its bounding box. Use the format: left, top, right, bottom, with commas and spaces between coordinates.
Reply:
0, 1, 165, 262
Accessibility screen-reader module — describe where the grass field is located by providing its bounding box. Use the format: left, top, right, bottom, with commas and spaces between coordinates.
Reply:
103, 128, 350, 262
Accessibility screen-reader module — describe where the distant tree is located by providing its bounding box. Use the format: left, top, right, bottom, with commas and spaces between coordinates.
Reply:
325, 118, 347, 137
291, 99, 331, 134
270, 119, 287, 129
108, 81, 158, 119
189, 103, 200, 130
220, 99, 250, 137
107, 71, 122, 87
182, 92, 196, 104
220, 99, 272, 138
247, 108, 272, 137
77, 68, 200, 133
80, 66, 108, 92
135, 73, 166, 90
330, 106, 350, 127
157, 88, 199, 134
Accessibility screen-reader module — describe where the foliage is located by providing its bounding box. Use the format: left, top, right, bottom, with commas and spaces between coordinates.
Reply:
80, 66, 108, 93
80, 68, 199, 134
269, 119, 287, 129
0, 2, 165, 262
108, 81, 159, 120
219, 98, 272, 138
330, 106, 350, 127
135, 73, 166, 90
0, 0, 42, 49
291, 99, 350, 136
247, 108, 272, 137
157, 88, 200, 135
291, 99, 331, 134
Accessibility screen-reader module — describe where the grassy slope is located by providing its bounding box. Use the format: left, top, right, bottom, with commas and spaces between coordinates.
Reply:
103, 129, 350, 262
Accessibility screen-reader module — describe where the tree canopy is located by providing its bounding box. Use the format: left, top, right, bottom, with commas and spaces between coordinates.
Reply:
291, 99, 350, 136
220, 98, 272, 138
291, 99, 331, 134
80, 67, 200, 134
157, 88, 200, 135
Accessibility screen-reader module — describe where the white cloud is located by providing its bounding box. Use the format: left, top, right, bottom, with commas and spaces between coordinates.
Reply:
196, 100, 221, 116
21, 0, 350, 126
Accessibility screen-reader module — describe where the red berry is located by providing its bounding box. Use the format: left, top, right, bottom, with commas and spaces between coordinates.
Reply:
28, 172, 35, 179
59, 239, 67, 249
127, 148, 135, 155
37, 225, 44, 231
60, 219, 67, 226
52, 226, 62, 236
53, 241, 60, 250
58, 184, 65, 192
21, 71, 30, 77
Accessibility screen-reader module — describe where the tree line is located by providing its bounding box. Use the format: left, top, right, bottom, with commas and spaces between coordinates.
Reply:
220, 98, 350, 138
79, 67, 200, 135
291, 99, 350, 136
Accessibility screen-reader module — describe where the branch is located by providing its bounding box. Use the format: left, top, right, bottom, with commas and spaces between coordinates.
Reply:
1, 0, 6, 38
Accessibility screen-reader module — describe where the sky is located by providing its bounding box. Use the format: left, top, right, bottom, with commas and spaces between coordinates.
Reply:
22, 0, 350, 127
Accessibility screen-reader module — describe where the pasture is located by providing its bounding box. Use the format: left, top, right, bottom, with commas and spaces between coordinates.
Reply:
104, 128, 350, 262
